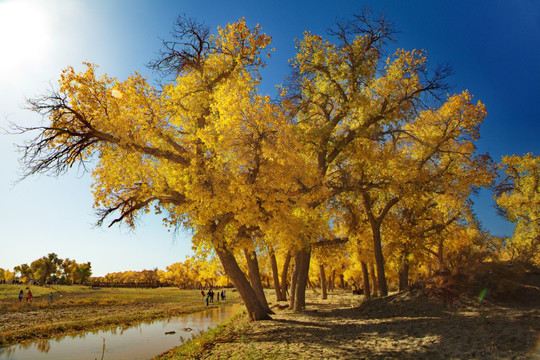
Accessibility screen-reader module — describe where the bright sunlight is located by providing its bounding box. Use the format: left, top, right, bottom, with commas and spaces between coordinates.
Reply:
0, 0, 51, 81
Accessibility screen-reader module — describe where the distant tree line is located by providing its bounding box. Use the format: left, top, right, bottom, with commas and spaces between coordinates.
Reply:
1, 253, 92, 285
89, 269, 162, 288
89, 256, 231, 289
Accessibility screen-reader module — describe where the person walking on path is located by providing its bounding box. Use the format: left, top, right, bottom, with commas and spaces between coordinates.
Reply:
49, 292, 53, 303
18, 290, 23, 302
26, 289, 33, 303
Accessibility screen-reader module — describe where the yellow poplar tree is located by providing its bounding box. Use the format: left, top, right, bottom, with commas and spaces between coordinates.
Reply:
17, 18, 296, 320
282, 11, 456, 299
496, 153, 540, 265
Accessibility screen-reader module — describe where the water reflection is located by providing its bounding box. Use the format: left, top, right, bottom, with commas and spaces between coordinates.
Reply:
0, 304, 241, 360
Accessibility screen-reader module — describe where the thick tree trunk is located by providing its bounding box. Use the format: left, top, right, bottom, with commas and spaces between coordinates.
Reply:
269, 250, 283, 301
361, 261, 371, 299
244, 249, 273, 314
371, 224, 388, 296
398, 255, 410, 291
370, 263, 378, 297
319, 264, 327, 299
294, 247, 311, 311
331, 269, 336, 292
215, 247, 271, 321
289, 260, 298, 309
280, 251, 291, 302
437, 239, 445, 270
340, 274, 345, 289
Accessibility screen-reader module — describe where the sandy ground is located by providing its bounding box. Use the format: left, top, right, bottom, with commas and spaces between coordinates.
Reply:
197, 289, 540, 360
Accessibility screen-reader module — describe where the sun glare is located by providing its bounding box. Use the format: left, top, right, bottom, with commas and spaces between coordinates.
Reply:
0, 0, 51, 80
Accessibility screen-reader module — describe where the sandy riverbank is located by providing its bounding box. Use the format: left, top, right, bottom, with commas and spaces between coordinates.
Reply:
160, 288, 540, 359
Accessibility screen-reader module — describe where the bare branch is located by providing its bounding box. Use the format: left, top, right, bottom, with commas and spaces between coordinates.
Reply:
148, 15, 211, 79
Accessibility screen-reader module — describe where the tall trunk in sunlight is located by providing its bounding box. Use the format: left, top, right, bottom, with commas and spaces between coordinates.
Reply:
244, 249, 273, 314
289, 259, 298, 309
293, 247, 311, 311
269, 249, 283, 301
215, 247, 271, 320
280, 251, 292, 302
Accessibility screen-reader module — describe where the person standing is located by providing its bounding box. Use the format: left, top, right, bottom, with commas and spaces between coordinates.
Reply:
26, 289, 33, 303
18, 289, 23, 302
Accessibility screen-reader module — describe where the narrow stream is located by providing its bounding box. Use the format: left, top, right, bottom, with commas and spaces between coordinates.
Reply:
0, 304, 241, 360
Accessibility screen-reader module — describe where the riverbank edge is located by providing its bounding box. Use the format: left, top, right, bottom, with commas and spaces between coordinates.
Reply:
153, 309, 249, 360
0, 302, 236, 348
154, 305, 296, 360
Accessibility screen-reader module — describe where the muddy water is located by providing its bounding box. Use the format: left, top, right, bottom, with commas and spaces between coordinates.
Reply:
0, 304, 241, 360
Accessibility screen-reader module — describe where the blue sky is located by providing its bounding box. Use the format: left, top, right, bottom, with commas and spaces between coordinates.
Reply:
1, 0, 538, 276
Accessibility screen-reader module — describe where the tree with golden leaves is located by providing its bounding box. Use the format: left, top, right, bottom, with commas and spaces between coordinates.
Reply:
282, 11, 459, 299
496, 153, 539, 265
16, 17, 294, 320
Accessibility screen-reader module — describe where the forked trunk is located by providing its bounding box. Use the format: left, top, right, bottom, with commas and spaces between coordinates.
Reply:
269, 250, 283, 301
280, 251, 292, 302
215, 247, 271, 321
244, 249, 273, 314
319, 264, 327, 299
361, 261, 371, 299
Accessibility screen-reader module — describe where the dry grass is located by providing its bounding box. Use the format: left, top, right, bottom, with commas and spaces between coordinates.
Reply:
0, 285, 239, 347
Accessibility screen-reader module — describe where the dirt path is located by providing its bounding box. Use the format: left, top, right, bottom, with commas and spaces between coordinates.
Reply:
197, 290, 540, 359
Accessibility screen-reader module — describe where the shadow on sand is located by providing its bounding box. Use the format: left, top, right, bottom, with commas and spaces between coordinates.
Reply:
251, 292, 539, 359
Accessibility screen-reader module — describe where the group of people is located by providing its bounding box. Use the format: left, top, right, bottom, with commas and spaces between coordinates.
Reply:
201, 288, 226, 306
17, 289, 55, 303
18, 289, 32, 303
